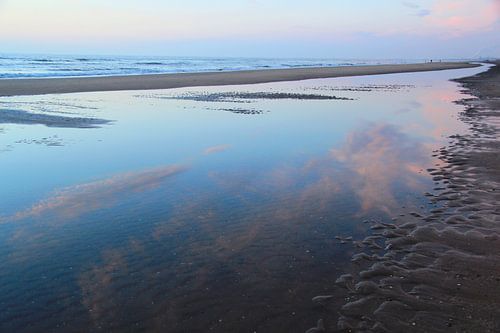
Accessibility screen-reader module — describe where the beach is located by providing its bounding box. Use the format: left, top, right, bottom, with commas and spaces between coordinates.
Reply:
324, 62, 500, 332
0, 62, 478, 97
1, 62, 498, 332
2, 0, 498, 331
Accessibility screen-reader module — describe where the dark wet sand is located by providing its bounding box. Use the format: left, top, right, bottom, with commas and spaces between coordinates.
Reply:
0, 62, 478, 97
0, 109, 111, 128
306, 62, 500, 332
158, 91, 354, 102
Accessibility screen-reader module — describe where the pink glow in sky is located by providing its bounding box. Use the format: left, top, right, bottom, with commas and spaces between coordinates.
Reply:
0, 0, 498, 57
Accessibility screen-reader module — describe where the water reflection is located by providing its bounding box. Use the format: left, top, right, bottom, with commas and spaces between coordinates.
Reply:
331, 123, 429, 214
5, 165, 187, 223
0, 66, 485, 332
204, 144, 232, 155
1, 123, 434, 331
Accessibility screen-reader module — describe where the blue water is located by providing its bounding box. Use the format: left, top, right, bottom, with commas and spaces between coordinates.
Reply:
0, 54, 428, 79
0, 65, 485, 332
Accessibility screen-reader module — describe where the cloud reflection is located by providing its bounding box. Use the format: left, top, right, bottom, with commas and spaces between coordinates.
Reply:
331, 123, 428, 213
68, 121, 432, 330
78, 248, 133, 329
7, 164, 187, 222
203, 144, 232, 155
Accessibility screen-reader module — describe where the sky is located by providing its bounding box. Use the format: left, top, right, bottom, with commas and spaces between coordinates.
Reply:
0, 0, 499, 58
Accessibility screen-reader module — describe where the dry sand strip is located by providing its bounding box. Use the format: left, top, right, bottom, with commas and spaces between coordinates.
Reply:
0, 62, 479, 97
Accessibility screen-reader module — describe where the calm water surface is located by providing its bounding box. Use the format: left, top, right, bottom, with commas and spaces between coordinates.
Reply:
0, 66, 483, 332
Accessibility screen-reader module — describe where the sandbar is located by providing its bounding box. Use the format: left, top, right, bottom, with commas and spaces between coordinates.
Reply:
0, 62, 479, 97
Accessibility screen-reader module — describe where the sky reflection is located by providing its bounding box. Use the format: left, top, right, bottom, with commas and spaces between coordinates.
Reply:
4, 164, 187, 223
331, 122, 429, 214
0, 66, 486, 332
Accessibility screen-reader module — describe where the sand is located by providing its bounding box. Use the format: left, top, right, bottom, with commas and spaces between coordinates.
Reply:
306, 62, 500, 332
0, 62, 479, 97
0, 109, 111, 128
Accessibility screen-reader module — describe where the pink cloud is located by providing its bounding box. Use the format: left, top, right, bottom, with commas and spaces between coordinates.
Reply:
425, 0, 499, 36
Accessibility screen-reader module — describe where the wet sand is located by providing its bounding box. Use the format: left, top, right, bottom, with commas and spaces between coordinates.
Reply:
0, 62, 478, 97
307, 63, 500, 332
0, 109, 111, 128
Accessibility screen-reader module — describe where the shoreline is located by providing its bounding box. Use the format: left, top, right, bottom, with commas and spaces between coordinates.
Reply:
0, 62, 478, 97
315, 62, 500, 332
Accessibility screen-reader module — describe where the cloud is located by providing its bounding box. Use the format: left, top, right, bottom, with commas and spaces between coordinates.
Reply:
424, 0, 500, 36
402, 1, 420, 9
416, 9, 431, 17
0, 0, 498, 57
402, 1, 432, 18
394, 0, 499, 38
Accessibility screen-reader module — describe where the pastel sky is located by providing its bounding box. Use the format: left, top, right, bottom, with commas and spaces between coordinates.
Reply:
0, 0, 499, 58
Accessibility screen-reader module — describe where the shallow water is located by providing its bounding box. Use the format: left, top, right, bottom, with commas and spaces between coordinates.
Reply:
0, 66, 485, 332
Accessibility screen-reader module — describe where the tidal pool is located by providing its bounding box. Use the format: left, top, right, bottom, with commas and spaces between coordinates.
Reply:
0, 66, 485, 332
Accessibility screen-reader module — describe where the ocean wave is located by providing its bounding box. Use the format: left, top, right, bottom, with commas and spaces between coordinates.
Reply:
135, 62, 165, 65
0, 55, 420, 79
53, 69, 84, 71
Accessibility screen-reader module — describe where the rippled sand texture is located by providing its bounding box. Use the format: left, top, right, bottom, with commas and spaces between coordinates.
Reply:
315, 63, 500, 332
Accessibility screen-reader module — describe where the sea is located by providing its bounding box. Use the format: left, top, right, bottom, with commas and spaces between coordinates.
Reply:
0, 53, 431, 79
